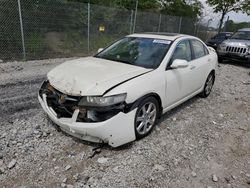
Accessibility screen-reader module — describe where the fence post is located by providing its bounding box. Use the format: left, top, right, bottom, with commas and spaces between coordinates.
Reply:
17, 0, 26, 60
132, 0, 138, 33
178, 17, 182, 33
129, 10, 134, 34
87, 3, 90, 54
158, 14, 162, 33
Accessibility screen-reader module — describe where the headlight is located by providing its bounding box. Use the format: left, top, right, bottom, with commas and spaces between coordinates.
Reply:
78, 93, 127, 107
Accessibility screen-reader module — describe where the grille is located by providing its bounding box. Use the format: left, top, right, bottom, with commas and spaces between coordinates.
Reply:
39, 81, 81, 118
225, 46, 247, 54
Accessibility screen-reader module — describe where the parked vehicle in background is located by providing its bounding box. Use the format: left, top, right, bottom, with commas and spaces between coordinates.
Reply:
206, 32, 233, 50
217, 28, 250, 63
38, 33, 218, 147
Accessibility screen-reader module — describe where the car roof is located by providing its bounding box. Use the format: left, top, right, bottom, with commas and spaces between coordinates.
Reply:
238, 28, 250, 32
128, 32, 188, 41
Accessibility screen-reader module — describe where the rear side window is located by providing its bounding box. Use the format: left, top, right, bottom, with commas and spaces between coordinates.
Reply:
190, 40, 208, 59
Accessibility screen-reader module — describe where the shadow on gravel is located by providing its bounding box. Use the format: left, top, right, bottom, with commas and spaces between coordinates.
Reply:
220, 60, 250, 68
158, 95, 199, 125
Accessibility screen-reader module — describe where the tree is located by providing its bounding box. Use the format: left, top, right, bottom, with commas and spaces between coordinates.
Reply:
224, 20, 250, 32
206, 0, 250, 33
160, 0, 203, 18
68, 0, 161, 11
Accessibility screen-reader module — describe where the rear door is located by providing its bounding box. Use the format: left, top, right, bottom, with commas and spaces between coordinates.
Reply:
189, 39, 211, 89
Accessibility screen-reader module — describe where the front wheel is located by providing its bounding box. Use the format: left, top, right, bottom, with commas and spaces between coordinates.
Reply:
200, 72, 215, 98
134, 97, 159, 139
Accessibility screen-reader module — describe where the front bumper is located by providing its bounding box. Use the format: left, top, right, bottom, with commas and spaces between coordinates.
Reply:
38, 94, 136, 147
217, 52, 250, 63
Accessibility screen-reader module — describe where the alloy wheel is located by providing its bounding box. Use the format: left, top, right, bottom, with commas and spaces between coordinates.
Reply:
135, 102, 157, 135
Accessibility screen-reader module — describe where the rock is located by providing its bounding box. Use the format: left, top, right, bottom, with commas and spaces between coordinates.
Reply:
155, 127, 160, 131
225, 177, 230, 183
0, 59, 3, 63
8, 159, 17, 169
66, 185, 73, 188
0, 167, 5, 174
212, 174, 218, 182
231, 175, 236, 180
212, 121, 217, 125
239, 127, 247, 131
219, 114, 224, 117
61, 183, 66, 187
62, 178, 67, 183
246, 173, 250, 178
34, 130, 40, 134
112, 166, 119, 173
207, 186, 212, 188
97, 157, 108, 164
172, 117, 177, 121
65, 165, 71, 171
42, 132, 48, 137
12, 129, 18, 135
191, 171, 197, 177
153, 164, 165, 172
73, 173, 80, 181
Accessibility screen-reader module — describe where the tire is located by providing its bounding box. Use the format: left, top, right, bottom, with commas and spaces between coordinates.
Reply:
200, 72, 215, 98
134, 97, 160, 139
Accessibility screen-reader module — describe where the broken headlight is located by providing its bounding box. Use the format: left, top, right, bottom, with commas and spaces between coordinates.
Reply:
78, 93, 127, 107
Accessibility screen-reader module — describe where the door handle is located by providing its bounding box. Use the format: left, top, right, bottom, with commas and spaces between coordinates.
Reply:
190, 65, 196, 70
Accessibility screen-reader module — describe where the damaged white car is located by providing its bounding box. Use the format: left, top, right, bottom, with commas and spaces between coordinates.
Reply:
39, 33, 217, 147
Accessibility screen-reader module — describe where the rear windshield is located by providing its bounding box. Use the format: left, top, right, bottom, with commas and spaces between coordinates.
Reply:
95, 37, 172, 69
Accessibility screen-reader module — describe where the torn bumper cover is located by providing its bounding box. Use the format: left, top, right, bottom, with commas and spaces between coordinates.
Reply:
38, 81, 136, 147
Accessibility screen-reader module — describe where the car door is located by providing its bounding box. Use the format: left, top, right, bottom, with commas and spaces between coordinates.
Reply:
189, 39, 211, 90
164, 39, 197, 108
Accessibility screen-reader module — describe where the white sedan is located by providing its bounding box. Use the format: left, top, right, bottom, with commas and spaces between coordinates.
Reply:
39, 33, 217, 147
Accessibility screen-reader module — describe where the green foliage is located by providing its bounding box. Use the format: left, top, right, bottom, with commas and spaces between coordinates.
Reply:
68, 0, 161, 11
25, 34, 48, 59
206, 0, 250, 32
225, 20, 250, 32
206, 0, 249, 14
160, 0, 202, 18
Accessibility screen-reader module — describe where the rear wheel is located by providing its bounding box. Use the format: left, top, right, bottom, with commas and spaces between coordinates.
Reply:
200, 72, 215, 98
134, 97, 159, 139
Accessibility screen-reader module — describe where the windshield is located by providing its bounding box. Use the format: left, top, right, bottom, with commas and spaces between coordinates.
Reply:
95, 37, 172, 69
231, 31, 250, 40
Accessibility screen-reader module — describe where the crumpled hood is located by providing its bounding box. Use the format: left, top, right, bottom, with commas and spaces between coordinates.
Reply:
47, 57, 151, 96
223, 39, 250, 47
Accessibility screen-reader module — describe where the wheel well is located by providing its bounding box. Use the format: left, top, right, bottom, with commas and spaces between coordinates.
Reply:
210, 69, 215, 76
129, 93, 163, 117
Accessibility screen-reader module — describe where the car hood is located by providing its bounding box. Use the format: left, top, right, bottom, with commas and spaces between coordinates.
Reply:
223, 39, 250, 46
207, 38, 223, 44
47, 57, 151, 96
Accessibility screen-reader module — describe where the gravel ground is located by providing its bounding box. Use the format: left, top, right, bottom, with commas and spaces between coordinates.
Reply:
0, 58, 249, 188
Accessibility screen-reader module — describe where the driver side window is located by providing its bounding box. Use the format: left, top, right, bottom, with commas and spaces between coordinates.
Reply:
171, 40, 192, 64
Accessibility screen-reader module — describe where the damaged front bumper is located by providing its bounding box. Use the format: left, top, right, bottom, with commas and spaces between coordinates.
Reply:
38, 82, 136, 147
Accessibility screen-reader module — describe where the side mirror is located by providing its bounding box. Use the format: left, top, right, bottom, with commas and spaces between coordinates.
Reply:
97, 48, 104, 53
170, 59, 188, 69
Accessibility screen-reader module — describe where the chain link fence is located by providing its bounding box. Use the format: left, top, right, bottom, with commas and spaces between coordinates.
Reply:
0, 0, 218, 61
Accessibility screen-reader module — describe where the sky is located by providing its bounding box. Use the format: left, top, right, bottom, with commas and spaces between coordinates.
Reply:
200, 0, 250, 27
